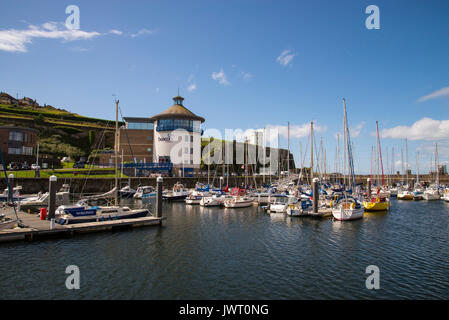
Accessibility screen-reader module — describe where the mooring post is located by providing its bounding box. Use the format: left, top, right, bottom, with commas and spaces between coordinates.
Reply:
220, 176, 224, 190
156, 176, 163, 218
312, 177, 319, 214
7, 173, 14, 204
47, 175, 57, 225
367, 178, 371, 197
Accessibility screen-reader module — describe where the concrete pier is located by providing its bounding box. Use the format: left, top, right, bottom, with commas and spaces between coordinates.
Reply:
0, 207, 164, 244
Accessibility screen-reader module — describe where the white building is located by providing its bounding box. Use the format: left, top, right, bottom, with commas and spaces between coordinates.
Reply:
149, 96, 204, 175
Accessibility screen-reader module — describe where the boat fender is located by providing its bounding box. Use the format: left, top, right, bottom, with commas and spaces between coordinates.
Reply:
351, 203, 355, 209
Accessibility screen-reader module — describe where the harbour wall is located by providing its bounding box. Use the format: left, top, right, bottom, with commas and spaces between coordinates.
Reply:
1, 175, 447, 194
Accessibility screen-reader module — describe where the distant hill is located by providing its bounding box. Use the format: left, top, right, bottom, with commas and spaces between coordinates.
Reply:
0, 91, 122, 160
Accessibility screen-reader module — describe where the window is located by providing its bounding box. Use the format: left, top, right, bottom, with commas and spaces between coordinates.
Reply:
127, 122, 153, 130
23, 147, 33, 155
185, 147, 189, 154
185, 135, 189, 142
8, 147, 22, 155
190, 136, 193, 142
190, 148, 193, 154
148, 136, 152, 141
9, 131, 23, 142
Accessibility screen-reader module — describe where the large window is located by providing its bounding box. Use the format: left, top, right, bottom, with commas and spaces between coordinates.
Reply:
8, 147, 22, 155
9, 131, 23, 142
23, 146, 33, 155
156, 119, 201, 133
127, 122, 153, 130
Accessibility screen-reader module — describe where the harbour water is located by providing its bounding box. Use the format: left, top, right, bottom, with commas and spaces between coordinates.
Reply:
1, 199, 448, 299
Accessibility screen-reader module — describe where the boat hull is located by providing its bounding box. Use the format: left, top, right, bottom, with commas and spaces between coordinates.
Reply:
332, 207, 364, 221
363, 201, 390, 211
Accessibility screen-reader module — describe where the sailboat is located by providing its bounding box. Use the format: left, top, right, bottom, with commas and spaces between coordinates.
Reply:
56, 100, 150, 224
332, 99, 364, 221
423, 142, 441, 200
397, 139, 414, 200
363, 121, 390, 211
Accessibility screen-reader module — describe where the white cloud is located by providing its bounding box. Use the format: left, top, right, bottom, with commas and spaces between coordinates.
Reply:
130, 28, 156, 38
380, 118, 449, 140
351, 121, 365, 138
109, 29, 123, 35
187, 83, 197, 92
0, 21, 101, 52
265, 122, 326, 140
417, 86, 449, 102
211, 69, 230, 86
241, 72, 252, 80
276, 49, 297, 67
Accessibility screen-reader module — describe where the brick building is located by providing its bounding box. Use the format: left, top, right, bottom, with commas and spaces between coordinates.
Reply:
0, 126, 38, 165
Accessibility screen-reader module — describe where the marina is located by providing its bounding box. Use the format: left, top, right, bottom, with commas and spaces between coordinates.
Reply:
1, 198, 448, 299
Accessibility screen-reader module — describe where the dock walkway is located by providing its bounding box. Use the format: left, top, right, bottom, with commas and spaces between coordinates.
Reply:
0, 207, 164, 243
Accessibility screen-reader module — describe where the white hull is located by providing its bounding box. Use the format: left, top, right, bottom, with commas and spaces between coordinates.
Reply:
422, 192, 440, 201
332, 207, 364, 221
224, 198, 254, 208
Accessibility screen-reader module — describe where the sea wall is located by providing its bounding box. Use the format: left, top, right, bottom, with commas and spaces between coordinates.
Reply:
1, 174, 447, 194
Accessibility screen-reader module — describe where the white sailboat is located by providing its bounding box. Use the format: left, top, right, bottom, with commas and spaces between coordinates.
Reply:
332, 98, 364, 221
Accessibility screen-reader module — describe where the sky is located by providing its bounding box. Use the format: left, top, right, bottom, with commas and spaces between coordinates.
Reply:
1, 0, 449, 174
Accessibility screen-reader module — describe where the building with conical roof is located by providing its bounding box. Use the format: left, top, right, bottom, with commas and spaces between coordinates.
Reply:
151, 95, 204, 175
104, 95, 204, 176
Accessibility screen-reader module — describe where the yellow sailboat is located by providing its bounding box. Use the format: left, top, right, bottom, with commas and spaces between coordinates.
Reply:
363, 197, 390, 211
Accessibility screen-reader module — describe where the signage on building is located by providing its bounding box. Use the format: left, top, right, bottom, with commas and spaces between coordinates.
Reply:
158, 133, 172, 142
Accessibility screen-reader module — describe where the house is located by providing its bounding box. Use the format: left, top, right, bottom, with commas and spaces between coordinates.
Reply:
0, 92, 18, 105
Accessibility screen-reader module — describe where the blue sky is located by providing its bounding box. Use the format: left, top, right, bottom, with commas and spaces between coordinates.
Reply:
1, 0, 449, 174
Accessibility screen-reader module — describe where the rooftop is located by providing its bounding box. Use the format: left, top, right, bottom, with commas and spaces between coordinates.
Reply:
149, 96, 205, 123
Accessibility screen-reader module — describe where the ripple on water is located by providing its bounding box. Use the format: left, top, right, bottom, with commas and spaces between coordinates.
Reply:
1, 199, 449, 299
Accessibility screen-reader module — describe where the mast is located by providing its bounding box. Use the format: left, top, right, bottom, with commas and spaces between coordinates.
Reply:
416, 151, 419, 184
405, 139, 409, 188
343, 99, 347, 187
287, 122, 290, 178
436, 142, 439, 186
310, 121, 314, 182
114, 99, 119, 206
376, 121, 385, 186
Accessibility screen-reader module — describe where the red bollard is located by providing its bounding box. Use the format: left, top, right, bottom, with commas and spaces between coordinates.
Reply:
40, 207, 47, 220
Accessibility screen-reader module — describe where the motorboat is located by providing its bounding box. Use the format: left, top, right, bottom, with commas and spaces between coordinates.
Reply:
185, 190, 211, 205
163, 182, 190, 201
56, 202, 149, 225
118, 185, 136, 199
268, 195, 298, 213
0, 186, 26, 202
133, 186, 156, 199
20, 184, 71, 212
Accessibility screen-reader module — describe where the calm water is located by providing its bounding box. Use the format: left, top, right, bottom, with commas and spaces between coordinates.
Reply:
1, 199, 448, 299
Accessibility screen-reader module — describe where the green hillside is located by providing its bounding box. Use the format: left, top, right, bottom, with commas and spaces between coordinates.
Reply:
0, 101, 122, 161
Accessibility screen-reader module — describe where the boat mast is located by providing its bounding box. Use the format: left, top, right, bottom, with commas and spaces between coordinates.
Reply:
343, 99, 347, 187
376, 121, 385, 186
405, 138, 409, 188
114, 99, 119, 206
310, 121, 314, 182
435, 142, 439, 186
287, 121, 290, 178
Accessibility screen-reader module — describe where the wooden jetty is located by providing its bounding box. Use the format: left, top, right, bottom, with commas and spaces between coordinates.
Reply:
0, 208, 164, 243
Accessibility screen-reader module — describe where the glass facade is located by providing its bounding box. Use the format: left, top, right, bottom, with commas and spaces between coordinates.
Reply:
156, 119, 201, 133
127, 122, 154, 130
